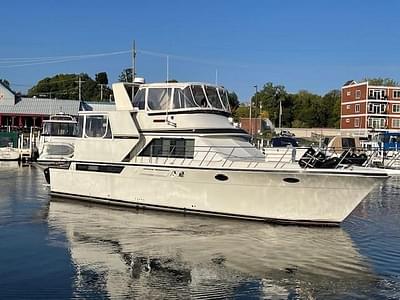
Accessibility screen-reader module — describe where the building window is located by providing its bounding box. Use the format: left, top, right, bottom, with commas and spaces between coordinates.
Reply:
393, 90, 400, 99
346, 118, 350, 123
392, 119, 400, 128
355, 104, 360, 113
368, 89, 387, 100
139, 138, 195, 158
368, 117, 386, 129
355, 90, 361, 99
354, 118, 360, 127
346, 104, 351, 110
346, 91, 351, 96
393, 104, 400, 113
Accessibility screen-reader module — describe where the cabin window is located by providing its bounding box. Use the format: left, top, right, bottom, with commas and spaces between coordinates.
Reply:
205, 86, 223, 109
147, 88, 172, 110
192, 85, 209, 108
342, 138, 356, 149
139, 138, 195, 158
84, 115, 111, 138
76, 116, 84, 137
42, 122, 78, 137
172, 88, 198, 109
133, 88, 146, 109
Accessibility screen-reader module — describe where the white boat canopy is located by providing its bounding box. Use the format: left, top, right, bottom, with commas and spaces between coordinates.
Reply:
131, 83, 231, 113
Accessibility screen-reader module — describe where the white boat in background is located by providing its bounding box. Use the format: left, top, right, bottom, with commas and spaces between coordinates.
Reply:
46, 80, 389, 225
36, 113, 79, 165
0, 131, 20, 161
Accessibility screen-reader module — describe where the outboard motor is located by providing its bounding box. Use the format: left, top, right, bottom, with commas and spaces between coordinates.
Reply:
298, 147, 316, 168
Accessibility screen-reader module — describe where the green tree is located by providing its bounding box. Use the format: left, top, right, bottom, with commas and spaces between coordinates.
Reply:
362, 77, 399, 86
228, 91, 239, 113
28, 73, 109, 101
323, 89, 341, 128
233, 105, 250, 122
252, 82, 290, 127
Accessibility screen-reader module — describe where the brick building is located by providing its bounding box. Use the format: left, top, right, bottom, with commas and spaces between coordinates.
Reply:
341, 80, 400, 134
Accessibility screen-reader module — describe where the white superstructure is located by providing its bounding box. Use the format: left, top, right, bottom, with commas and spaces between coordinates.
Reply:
37, 113, 79, 165
47, 81, 389, 225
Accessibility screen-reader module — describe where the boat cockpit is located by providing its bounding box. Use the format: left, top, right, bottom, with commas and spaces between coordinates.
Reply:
126, 82, 231, 114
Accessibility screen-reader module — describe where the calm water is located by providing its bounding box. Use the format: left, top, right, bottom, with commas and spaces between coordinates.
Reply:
0, 164, 399, 299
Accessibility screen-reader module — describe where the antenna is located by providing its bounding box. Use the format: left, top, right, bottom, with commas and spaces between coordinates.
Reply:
132, 40, 136, 81
166, 55, 169, 83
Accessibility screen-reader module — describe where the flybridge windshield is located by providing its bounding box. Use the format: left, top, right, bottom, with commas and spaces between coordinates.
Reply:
133, 84, 231, 112
42, 122, 78, 137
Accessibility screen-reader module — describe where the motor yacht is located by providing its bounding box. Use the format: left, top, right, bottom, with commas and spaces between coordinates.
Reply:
45, 81, 389, 225
36, 113, 79, 165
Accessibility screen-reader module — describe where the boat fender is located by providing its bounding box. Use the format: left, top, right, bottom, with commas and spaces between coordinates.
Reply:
44, 168, 50, 184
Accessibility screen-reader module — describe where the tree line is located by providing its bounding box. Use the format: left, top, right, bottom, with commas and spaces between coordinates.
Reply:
232, 82, 341, 128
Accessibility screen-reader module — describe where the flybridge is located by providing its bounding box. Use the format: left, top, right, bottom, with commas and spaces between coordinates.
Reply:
112, 81, 231, 114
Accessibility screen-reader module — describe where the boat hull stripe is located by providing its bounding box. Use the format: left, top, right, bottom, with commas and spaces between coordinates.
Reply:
58, 161, 389, 177
50, 191, 340, 226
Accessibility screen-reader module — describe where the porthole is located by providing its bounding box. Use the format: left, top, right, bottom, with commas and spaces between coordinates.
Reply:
283, 177, 300, 183
215, 174, 229, 181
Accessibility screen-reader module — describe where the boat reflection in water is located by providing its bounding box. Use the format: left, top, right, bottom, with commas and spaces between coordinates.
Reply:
48, 199, 375, 299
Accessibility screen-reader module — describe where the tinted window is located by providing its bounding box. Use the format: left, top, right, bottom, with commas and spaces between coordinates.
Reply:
205, 86, 223, 109
192, 85, 209, 108
342, 138, 356, 149
147, 88, 172, 110
139, 138, 194, 158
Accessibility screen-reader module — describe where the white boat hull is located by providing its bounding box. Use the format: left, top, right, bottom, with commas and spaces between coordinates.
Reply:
0, 148, 20, 161
49, 163, 385, 225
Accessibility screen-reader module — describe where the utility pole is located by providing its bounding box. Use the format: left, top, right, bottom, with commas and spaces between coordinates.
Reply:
75, 76, 85, 101
98, 84, 104, 101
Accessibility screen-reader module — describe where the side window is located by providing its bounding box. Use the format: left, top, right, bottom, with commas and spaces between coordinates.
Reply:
172, 88, 182, 109
84, 115, 109, 138
192, 85, 209, 108
147, 88, 172, 110
132, 88, 145, 109
139, 138, 194, 158
205, 86, 223, 109
76, 116, 84, 137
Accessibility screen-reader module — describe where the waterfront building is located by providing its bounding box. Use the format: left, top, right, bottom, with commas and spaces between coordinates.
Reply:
0, 81, 114, 129
341, 80, 400, 134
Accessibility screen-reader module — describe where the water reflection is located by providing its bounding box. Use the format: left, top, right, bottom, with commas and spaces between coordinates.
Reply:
48, 199, 375, 299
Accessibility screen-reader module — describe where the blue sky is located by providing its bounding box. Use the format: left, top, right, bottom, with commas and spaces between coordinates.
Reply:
1, 0, 399, 101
